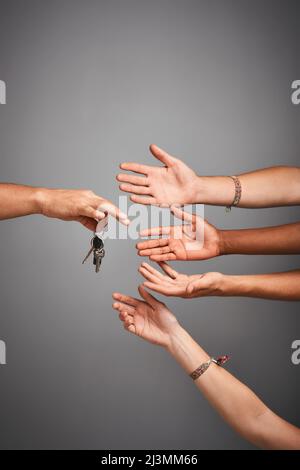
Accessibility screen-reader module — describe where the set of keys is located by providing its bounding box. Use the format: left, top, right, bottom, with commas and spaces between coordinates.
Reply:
82, 216, 107, 273
82, 235, 105, 273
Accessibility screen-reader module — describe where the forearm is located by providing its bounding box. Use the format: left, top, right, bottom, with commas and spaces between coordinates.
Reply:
220, 222, 300, 255
0, 183, 43, 219
196, 166, 300, 207
167, 326, 300, 449
221, 270, 300, 301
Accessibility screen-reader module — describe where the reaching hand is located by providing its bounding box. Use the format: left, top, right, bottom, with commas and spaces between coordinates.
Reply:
112, 286, 180, 348
117, 144, 199, 206
139, 261, 224, 298
137, 205, 221, 261
38, 188, 130, 231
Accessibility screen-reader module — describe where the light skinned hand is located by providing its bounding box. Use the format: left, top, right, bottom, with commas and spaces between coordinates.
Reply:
112, 286, 180, 348
137, 205, 221, 261
139, 261, 224, 298
38, 188, 130, 231
117, 144, 199, 206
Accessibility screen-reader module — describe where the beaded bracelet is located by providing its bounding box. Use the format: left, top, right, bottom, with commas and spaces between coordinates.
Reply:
190, 355, 230, 381
225, 175, 242, 212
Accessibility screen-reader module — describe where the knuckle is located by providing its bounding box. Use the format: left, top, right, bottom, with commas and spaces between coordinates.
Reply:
83, 189, 94, 197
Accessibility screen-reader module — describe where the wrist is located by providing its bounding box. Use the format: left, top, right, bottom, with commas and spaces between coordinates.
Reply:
166, 325, 210, 371
166, 324, 191, 355
192, 176, 209, 204
193, 176, 235, 206
186, 272, 227, 297
188, 175, 203, 204
215, 273, 229, 296
34, 187, 51, 216
218, 230, 231, 255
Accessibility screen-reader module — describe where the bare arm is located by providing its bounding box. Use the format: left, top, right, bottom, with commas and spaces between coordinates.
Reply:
168, 327, 300, 450
118, 145, 300, 207
221, 270, 300, 301
139, 263, 300, 301
199, 166, 300, 207
0, 183, 129, 230
112, 289, 300, 449
220, 222, 300, 255
0, 183, 41, 219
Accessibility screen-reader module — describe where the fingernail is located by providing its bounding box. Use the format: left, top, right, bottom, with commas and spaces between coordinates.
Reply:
119, 211, 129, 220
96, 211, 105, 219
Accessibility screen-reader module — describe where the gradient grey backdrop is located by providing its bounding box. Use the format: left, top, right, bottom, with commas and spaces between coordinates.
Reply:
0, 0, 299, 450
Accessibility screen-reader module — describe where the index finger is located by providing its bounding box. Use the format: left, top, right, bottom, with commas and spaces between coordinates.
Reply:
120, 162, 152, 175
158, 262, 178, 279
98, 201, 130, 225
139, 226, 171, 237
137, 238, 169, 250
112, 292, 139, 307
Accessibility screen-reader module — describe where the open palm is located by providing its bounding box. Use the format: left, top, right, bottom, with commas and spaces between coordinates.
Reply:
117, 144, 199, 206
137, 206, 221, 261
139, 261, 224, 298
112, 286, 179, 347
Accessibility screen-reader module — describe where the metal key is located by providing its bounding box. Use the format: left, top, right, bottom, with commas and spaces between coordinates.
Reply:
82, 235, 105, 273
92, 236, 105, 273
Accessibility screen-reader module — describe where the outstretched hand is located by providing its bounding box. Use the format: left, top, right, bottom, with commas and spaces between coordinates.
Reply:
137, 206, 222, 261
117, 144, 199, 206
112, 286, 180, 348
139, 261, 224, 298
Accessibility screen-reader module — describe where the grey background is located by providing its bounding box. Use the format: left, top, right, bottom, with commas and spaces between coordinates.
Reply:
0, 0, 299, 450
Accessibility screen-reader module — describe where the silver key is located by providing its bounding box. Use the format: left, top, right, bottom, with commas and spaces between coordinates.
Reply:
94, 247, 105, 273
95, 253, 101, 273
82, 236, 105, 272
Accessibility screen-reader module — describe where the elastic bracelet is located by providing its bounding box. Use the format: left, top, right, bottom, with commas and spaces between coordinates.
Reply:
190, 355, 230, 381
225, 175, 242, 212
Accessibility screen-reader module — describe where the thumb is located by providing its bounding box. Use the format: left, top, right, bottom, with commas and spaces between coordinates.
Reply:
138, 285, 160, 308
98, 201, 130, 226
186, 282, 196, 296
77, 216, 98, 232
187, 276, 205, 296
171, 204, 196, 224
149, 144, 176, 167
